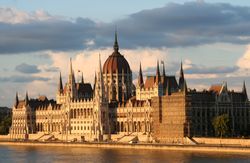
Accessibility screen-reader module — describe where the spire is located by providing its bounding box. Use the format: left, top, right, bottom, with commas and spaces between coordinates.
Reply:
179, 61, 185, 90
155, 60, 161, 84
183, 80, 188, 94
98, 53, 104, 86
113, 30, 119, 52
242, 80, 248, 100
93, 71, 97, 92
138, 62, 144, 87
15, 92, 19, 107
223, 81, 228, 91
81, 72, 84, 84
25, 91, 29, 106
68, 57, 76, 84
180, 61, 184, 79
95, 53, 105, 101
162, 60, 166, 77
58, 72, 63, 93
69, 57, 73, 75
67, 58, 76, 99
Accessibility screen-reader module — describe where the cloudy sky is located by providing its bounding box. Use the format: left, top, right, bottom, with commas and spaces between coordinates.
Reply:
1, 0, 250, 107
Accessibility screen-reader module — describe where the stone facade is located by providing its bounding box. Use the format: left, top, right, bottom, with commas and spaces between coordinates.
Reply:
9, 33, 250, 142
152, 81, 250, 142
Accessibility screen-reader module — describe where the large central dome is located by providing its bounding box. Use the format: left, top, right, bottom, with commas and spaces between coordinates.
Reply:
103, 33, 131, 74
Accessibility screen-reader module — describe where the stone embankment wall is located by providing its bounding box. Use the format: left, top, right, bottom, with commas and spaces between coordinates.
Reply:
0, 141, 250, 153
193, 137, 250, 147
0, 135, 9, 140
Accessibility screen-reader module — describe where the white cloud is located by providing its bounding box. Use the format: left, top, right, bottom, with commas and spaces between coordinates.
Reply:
84, 40, 95, 46
45, 48, 169, 84
225, 45, 250, 78
0, 7, 53, 24
185, 74, 218, 79
25, 80, 55, 100
13, 48, 170, 105
182, 59, 192, 70
237, 45, 250, 69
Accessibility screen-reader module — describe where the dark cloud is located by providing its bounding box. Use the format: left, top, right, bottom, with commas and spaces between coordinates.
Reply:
1, 2, 250, 54
15, 63, 40, 74
0, 75, 50, 83
184, 65, 239, 74
113, 2, 250, 48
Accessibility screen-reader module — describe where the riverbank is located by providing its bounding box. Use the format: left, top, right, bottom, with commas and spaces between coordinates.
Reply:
0, 141, 250, 154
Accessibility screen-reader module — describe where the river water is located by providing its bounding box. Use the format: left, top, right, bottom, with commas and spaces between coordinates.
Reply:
0, 145, 250, 163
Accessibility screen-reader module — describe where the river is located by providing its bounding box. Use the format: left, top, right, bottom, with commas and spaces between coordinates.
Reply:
0, 145, 250, 163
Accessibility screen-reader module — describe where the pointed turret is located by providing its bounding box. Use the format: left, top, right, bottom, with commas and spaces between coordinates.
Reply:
222, 81, 228, 92
95, 54, 105, 101
179, 61, 185, 91
69, 58, 73, 75
67, 58, 76, 99
155, 60, 161, 84
162, 61, 166, 77
15, 92, 19, 107
113, 30, 119, 53
98, 54, 104, 87
242, 80, 248, 101
138, 62, 144, 87
58, 72, 63, 93
183, 80, 188, 94
25, 91, 29, 106
81, 72, 84, 83
93, 71, 97, 92
69, 58, 76, 84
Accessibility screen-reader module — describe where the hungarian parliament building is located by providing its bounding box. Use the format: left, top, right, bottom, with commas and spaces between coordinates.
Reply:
9, 33, 250, 143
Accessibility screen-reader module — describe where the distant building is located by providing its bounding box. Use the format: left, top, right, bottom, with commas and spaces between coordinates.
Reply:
9, 33, 250, 142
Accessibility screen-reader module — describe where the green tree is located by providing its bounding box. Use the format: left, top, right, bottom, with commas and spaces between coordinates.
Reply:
0, 116, 12, 135
212, 114, 230, 138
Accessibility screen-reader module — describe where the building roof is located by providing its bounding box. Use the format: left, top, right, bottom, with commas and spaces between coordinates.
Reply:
76, 83, 93, 96
209, 84, 223, 94
144, 75, 178, 91
103, 52, 131, 74
102, 32, 131, 74
144, 76, 155, 88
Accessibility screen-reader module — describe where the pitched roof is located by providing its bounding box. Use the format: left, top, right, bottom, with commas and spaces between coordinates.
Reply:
144, 76, 155, 88
209, 84, 223, 94
76, 83, 93, 96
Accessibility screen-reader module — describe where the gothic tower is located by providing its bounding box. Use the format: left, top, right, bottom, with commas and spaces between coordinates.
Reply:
102, 31, 133, 103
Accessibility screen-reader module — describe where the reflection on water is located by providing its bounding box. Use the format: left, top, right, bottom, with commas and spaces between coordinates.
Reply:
0, 145, 250, 163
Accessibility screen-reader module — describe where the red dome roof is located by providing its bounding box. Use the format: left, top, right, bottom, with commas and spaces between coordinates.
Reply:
103, 51, 131, 74
102, 32, 131, 74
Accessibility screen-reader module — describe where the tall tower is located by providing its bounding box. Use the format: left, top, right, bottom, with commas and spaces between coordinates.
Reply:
93, 54, 109, 140
67, 58, 77, 99
102, 31, 133, 103
94, 54, 106, 102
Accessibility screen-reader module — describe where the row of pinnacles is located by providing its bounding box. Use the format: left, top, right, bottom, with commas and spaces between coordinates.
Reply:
8, 31, 190, 142
9, 31, 250, 143
136, 59, 187, 101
